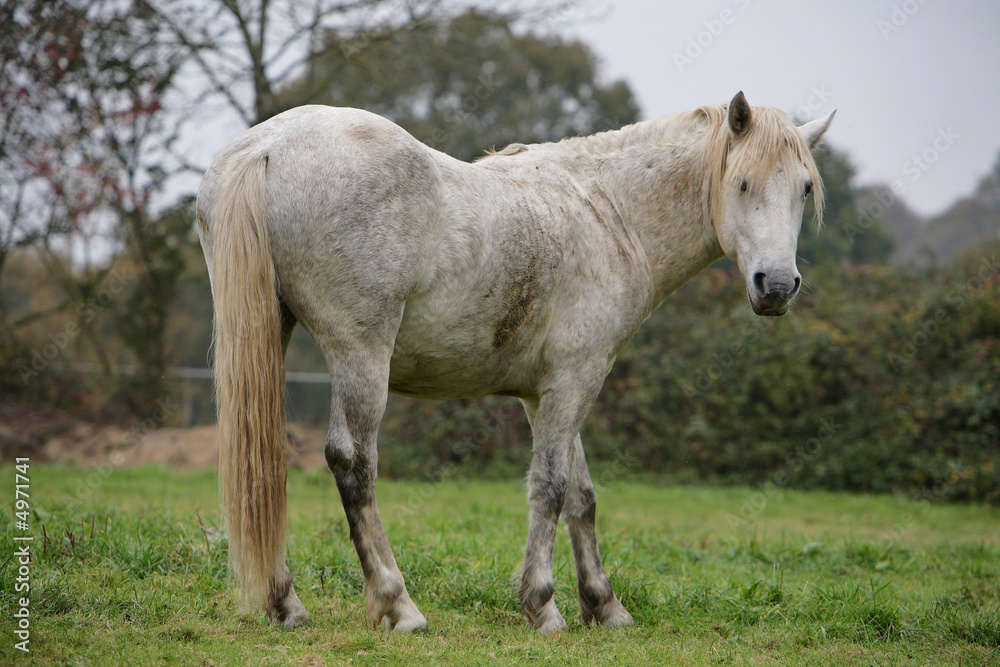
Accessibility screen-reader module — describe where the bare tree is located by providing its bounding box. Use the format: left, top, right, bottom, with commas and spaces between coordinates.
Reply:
143, 0, 581, 128
1, 0, 186, 398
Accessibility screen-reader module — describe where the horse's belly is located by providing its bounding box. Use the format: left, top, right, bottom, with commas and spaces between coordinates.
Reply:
385, 182, 569, 400
386, 354, 510, 400
387, 334, 530, 401
387, 296, 542, 401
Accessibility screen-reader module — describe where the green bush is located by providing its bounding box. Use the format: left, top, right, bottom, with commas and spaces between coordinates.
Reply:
373, 243, 1000, 504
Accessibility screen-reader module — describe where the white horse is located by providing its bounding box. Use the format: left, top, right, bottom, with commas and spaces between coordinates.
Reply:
197, 91, 834, 632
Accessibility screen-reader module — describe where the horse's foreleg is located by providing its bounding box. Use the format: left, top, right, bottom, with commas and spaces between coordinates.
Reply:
563, 434, 633, 627
520, 442, 570, 632
325, 352, 426, 632
519, 379, 601, 632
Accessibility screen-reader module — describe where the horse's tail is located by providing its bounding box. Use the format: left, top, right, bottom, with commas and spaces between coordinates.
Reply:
209, 152, 287, 613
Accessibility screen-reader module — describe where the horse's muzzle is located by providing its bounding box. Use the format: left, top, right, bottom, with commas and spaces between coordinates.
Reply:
748, 270, 800, 316
748, 293, 789, 316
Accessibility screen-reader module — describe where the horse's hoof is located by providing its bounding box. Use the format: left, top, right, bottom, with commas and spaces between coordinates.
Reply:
601, 606, 633, 628
386, 612, 428, 633
268, 605, 309, 629
532, 599, 567, 633
280, 608, 310, 629
536, 616, 567, 633
269, 584, 310, 629
380, 595, 428, 633
592, 597, 633, 628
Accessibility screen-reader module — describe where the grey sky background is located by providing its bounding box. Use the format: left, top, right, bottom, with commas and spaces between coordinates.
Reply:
562, 0, 1000, 217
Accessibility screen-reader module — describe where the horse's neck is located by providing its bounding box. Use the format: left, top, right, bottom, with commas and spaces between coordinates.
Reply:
552, 117, 724, 306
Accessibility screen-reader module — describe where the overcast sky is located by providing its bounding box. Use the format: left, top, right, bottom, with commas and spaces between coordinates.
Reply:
179, 0, 999, 219
555, 0, 1000, 217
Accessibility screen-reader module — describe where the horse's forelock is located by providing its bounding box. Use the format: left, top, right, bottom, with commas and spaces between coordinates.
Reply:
699, 104, 825, 229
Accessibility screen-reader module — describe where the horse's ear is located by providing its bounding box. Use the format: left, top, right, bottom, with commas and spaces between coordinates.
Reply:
799, 109, 837, 150
727, 91, 752, 138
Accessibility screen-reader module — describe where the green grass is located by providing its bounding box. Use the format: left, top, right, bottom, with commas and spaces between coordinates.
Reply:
2, 465, 999, 665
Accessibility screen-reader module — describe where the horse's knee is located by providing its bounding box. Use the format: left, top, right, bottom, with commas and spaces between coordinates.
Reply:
563, 484, 597, 522
528, 465, 569, 514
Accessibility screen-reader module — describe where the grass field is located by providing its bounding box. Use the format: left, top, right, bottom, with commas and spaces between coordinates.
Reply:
1, 465, 999, 666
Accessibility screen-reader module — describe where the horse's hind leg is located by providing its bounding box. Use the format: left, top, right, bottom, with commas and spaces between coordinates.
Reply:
270, 563, 308, 628
319, 314, 426, 632
563, 434, 633, 627
271, 301, 309, 628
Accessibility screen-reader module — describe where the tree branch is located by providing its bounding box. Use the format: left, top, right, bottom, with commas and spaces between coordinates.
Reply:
145, 1, 255, 125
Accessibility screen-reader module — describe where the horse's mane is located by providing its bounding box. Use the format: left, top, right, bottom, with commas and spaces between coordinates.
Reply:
484, 143, 529, 157
481, 101, 825, 228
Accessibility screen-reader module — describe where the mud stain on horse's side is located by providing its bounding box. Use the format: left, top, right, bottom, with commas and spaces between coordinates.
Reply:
494, 254, 540, 348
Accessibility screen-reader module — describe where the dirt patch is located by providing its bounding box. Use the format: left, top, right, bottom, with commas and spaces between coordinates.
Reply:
0, 401, 328, 470
0, 402, 79, 463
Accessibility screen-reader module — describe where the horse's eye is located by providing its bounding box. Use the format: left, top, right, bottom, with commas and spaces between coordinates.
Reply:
804, 181, 813, 197
739, 179, 748, 193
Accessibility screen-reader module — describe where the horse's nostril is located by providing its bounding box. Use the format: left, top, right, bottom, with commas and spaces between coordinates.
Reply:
753, 272, 766, 296
792, 276, 801, 294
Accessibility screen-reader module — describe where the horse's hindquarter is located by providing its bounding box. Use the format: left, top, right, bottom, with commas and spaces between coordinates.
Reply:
252, 107, 446, 341
388, 155, 651, 400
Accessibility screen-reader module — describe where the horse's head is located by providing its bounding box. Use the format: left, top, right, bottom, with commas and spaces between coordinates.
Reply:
711, 92, 835, 316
